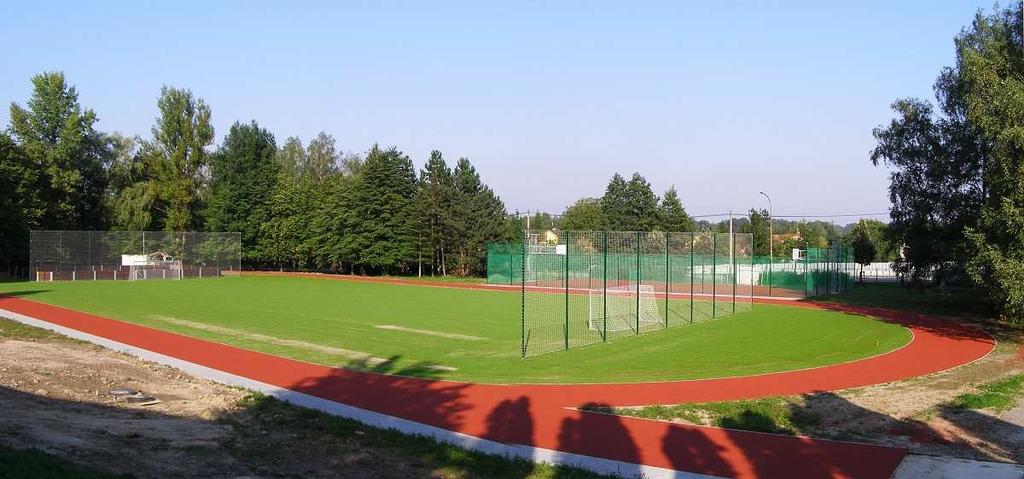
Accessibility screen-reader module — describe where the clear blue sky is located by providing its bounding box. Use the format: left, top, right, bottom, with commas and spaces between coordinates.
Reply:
0, 1, 993, 220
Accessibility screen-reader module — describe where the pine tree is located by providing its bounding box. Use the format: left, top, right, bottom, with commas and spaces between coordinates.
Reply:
347, 145, 418, 274
415, 150, 455, 276
600, 173, 630, 230
600, 172, 659, 231
207, 121, 279, 262
450, 158, 509, 276
658, 186, 693, 232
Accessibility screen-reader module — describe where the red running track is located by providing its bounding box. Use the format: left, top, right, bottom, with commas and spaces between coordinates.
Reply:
0, 289, 994, 479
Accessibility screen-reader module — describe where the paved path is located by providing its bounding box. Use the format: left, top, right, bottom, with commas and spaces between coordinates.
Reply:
0, 285, 995, 479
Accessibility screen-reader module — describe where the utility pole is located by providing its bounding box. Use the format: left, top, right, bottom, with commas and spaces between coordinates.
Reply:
728, 210, 734, 266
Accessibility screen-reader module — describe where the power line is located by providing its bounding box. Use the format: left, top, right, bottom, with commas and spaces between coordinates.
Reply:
773, 212, 889, 218
691, 212, 889, 219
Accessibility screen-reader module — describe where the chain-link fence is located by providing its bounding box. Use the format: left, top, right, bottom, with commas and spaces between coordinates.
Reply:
519, 230, 755, 357
30, 230, 241, 281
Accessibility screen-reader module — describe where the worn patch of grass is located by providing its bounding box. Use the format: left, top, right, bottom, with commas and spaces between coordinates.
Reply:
590, 397, 818, 435
0, 317, 80, 344
0, 445, 130, 479
949, 374, 1024, 412
227, 393, 604, 478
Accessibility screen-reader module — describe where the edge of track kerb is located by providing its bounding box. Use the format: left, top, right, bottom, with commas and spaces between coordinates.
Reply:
0, 294, 990, 479
0, 307, 698, 479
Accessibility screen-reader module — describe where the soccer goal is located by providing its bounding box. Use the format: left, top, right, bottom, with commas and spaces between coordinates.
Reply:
588, 284, 662, 334
123, 252, 182, 281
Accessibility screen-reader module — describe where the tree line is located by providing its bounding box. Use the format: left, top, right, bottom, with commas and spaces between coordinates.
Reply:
0, 70, 905, 282
870, 4, 1022, 321
0, 72, 518, 276
541, 171, 896, 262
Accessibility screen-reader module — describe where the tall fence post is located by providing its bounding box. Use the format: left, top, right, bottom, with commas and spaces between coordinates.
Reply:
635, 231, 641, 335
520, 231, 527, 358
603, 231, 608, 341
732, 233, 737, 314
564, 231, 570, 350
689, 234, 695, 323
664, 233, 670, 328
712, 233, 717, 318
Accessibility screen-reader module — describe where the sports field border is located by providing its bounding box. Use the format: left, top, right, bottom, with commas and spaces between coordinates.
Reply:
0, 276, 995, 479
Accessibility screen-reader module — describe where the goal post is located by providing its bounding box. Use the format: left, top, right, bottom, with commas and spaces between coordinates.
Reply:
588, 284, 661, 335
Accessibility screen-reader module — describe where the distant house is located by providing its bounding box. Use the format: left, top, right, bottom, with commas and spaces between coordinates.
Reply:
772, 231, 803, 242
543, 229, 560, 244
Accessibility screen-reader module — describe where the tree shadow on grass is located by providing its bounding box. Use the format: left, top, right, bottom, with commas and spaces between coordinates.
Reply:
0, 384, 241, 478
812, 300, 1001, 343
653, 393, 908, 478
0, 290, 52, 298
795, 391, 1024, 469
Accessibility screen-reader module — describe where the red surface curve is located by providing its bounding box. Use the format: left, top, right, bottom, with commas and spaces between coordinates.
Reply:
0, 286, 994, 479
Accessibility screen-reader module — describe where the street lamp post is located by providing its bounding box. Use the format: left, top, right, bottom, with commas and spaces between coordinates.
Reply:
759, 192, 773, 297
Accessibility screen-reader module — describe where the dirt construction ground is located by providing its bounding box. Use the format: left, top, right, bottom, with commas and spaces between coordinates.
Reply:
0, 321, 574, 479
1, 311, 1023, 477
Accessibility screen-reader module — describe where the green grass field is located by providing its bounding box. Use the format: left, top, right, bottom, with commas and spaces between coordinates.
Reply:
0, 276, 911, 384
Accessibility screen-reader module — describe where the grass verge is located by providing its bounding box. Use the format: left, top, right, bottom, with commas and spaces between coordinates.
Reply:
0, 446, 129, 479
0, 317, 81, 344
583, 397, 818, 436
225, 393, 603, 478
948, 374, 1024, 412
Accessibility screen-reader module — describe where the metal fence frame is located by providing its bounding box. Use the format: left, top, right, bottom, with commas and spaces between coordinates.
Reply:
30, 230, 241, 281
519, 230, 754, 357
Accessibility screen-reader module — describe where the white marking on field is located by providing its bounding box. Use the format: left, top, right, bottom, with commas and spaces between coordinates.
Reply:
147, 315, 456, 371
148, 315, 386, 363
374, 324, 485, 341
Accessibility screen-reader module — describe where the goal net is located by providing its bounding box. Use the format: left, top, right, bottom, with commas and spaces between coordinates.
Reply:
588, 284, 662, 333
124, 252, 183, 281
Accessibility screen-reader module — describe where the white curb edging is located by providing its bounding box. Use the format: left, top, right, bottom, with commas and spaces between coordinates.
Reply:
0, 308, 719, 479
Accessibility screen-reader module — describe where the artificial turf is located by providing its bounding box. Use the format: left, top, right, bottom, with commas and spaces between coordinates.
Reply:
0, 276, 911, 384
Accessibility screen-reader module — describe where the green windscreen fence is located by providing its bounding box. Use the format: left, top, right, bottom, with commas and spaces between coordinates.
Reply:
490, 239, 855, 299
518, 230, 755, 357
486, 243, 522, 285
750, 245, 855, 298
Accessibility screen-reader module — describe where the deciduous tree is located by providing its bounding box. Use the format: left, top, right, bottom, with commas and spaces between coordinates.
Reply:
8, 72, 108, 230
